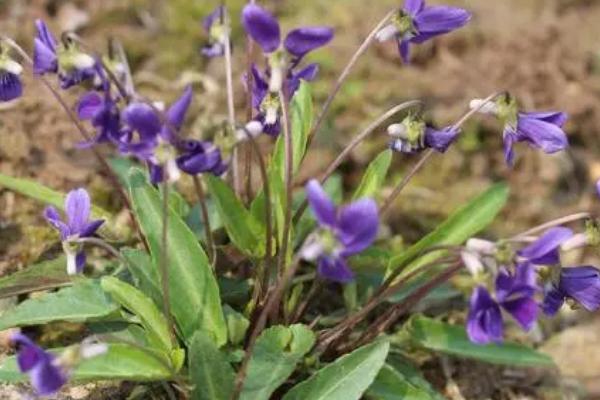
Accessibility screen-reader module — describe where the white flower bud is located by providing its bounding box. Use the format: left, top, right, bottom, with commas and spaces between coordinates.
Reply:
72, 52, 96, 70
375, 24, 399, 42
387, 123, 408, 139
461, 250, 485, 276
1, 58, 23, 75
469, 98, 498, 115
465, 238, 497, 255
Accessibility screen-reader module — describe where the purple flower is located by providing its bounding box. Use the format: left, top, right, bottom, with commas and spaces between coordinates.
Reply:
250, 63, 319, 136
376, 0, 471, 63
202, 6, 228, 57
303, 180, 379, 282
176, 139, 227, 176
33, 19, 97, 89
471, 95, 569, 166
44, 188, 104, 275
0, 53, 23, 102
12, 333, 67, 396
467, 263, 538, 344
517, 227, 574, 266
387, 117, 460, 153
242, 4, 333, 60
542, 266, 600, 316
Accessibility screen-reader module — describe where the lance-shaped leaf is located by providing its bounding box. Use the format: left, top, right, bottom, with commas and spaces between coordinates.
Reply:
388, 183, 509, 277
0, 343, 173, 383
101, 277, 173, 355
0, 280, 119, 331
205, 174, 265, 257
367, 362, 443, 400
283, 340, 389, 400
353, 149, 393, 201
0, 257, 77, 299
128, 169, 227, 345
401, 315, 554, 367
189, 331, 236, 400
241, 324, 315, 400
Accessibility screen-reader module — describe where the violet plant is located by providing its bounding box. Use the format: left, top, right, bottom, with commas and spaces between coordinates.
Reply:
0, 1, 596, 398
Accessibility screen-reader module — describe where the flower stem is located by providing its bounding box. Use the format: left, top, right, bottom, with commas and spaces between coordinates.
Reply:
277, 90, 294, 283
379, 92, 502, 217
512, 212, 591, 239
304, 9, 396, 155
192, 175, 217, 267
293, 100, 423, 224
223, 25, 240, 197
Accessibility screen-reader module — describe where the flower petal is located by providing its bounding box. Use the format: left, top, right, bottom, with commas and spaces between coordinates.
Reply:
317, 256, 354, 283
518, 227, 573, 265
76, 92, 103, 120
30, 359, 67, 396
424, 126, 459, 153
516, 115, 569, 154
166, 85, 193, 133
520, 111, 568, 127
65, 188, 91, 234
403, 0, 425, 16
242, 4, 281, 53
306, 179, 337, 227
397, 39, 411, 64
80, 219, 104, 238
560, 266, 600, 312
122, 103, 162, 140
466, 286, 503, 344
12, 334, 43, 373
202, 5, 225, 32
541, 286, 564, 316
284, 27, 334, 59
0, 71, 23, 102
413, 6, 471, 35
288, 63, 319, 95
337, 198, 379, 255
502, 296, 538, 331
33, 38, 57, 75
503, 128, 517, 166
44, 206, 70, 240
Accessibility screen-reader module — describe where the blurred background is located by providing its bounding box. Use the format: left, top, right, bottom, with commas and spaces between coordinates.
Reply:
2, 0, 600, 398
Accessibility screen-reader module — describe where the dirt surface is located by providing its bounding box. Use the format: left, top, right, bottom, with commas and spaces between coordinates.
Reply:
2, 0, 600, 398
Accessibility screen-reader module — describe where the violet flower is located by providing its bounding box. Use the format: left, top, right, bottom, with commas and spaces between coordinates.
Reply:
12, 333, 67, 396
467, 263, 538, 344
470, 94, 569, 166
0, 45, 23, 102
44, 188, 104, 275
303, 180, 379, 282
517, 227, 574, 266
33, 19, 96, 89
242, 3, 332, 93
202, 6, 228, 57
387, 115, 459, 153
250, 63, 318, 136
542, 266, 600, 315
375, 0, 471, 63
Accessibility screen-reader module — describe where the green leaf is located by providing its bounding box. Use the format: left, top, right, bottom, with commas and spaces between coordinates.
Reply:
189, 331, 236, 400
205, 174, 265, 257
101, 277, 173, 354
366, 364, 437, 400
283, 340, 390, 400
128, 169, 226, 345
0, 280, 119, 331
0, 257, 75, 299
388, 183, 509, 276
241, 324, 315, 400
122, 248, 162, 307
0, 173, 112, 221
0, 343, 172, 383
353, 150, 392, 201
403, 315, 554, 367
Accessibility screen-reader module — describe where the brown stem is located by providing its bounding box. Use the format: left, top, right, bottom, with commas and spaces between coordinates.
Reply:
276, 90, 294, 283
345, 261, 462, 351
193, 175, 216, 267
289, 277, 322, 324
232, 254, 303, 400
293, 100, 423, 224
303, 9, 397, 155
